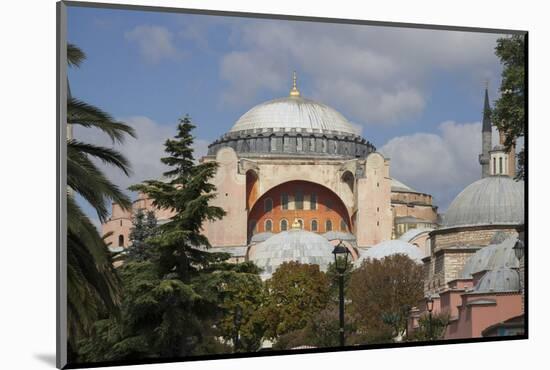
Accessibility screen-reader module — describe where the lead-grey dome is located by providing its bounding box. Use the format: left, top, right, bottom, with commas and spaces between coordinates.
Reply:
229, 96, 359, 135
473, 267, 520, 293
247, 229, 334, 280
355, 240, 424, 265
459, 235, 520, 279
443, 176, 524, 229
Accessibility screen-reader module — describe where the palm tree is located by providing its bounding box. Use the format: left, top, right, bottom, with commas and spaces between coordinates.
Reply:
66, 43, 136, 355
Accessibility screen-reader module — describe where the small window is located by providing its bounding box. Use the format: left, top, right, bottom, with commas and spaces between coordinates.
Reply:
493, 157, 497, 174
326, 220, 333, 232
118, 234, 124, 247
270, 136, 277, 152
264, 198, 273, 212
295, 191, 304, 210
310, 193, 317, 210
311, 219, 318, 232
499, 157, 503, 174
309, 137, 315, 152
280, 219, 288, 231
340, 219, 348, 232
297, 136, 303, 151
281, 193, 288, 210
297, 219, 303, 229
265, 219, 273, 232
120, 220, 122, 227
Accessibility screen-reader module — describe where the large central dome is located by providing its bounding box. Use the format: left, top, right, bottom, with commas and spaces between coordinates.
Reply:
207, 73, 374, 158
229, 96, 359, 135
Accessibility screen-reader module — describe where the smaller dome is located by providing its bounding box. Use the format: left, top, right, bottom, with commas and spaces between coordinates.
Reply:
398, 228, 433, 243
250, 232, 274, 244
356, 240, 424, 264
473, 267, 520, 293
322, 231, 356, 241
443, 176, 524, 229
248, 229, 334, 280
459, 235, 519, 279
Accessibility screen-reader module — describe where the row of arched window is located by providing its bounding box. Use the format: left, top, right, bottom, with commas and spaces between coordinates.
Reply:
264, 193, 320, 212
257, 218, 348, 233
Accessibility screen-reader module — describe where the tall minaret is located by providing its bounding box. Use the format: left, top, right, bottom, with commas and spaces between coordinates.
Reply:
479, 84, 492, 178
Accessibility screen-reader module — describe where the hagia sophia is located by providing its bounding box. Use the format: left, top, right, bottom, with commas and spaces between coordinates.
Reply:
102, 73, 525, 340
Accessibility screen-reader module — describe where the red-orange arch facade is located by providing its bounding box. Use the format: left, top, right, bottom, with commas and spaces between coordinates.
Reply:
247, 180, 352, 239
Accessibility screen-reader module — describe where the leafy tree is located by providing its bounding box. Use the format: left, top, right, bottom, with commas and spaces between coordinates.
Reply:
492, 34, 526, 179
408, 312, 450, 341
127, 209, 158, 261
262, 262, 331, 343
66, 43, 135, 356
193, 262, 266, 352
348, 254, 424, 344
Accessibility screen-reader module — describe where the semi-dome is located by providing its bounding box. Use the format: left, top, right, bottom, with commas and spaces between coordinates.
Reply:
355, 240, 424, 264
459, 235, 520, 279
443, 176, 524, 229
247, 228, 334, 280
391, 178, 419, 193
229, 96, 359, 135
473, 267, 520, 293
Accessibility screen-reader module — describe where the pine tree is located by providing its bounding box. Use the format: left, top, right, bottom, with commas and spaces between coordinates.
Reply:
127, 209, 158, 261
129, 115, 226, 280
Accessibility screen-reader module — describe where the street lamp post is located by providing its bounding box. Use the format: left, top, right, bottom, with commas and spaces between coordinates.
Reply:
332, 241, 351, 347
426, 295, 434, 340
233, 305, 242, 353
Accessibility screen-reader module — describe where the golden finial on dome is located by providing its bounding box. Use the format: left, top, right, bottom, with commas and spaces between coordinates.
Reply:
289, 71, 300, 97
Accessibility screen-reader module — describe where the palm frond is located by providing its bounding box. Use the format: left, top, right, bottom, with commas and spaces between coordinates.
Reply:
68, 144, 132, 221
68, 43, 86, 68
68, 98, 136, 143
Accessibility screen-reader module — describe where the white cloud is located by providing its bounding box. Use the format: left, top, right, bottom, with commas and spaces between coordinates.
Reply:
73, 116, 210, 196
380, 120, 482, 210
218, 21, 503, 125
125, 25, 183, 63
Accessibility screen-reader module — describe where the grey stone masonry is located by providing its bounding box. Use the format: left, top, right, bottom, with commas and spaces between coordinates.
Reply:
207, 128, 376, 158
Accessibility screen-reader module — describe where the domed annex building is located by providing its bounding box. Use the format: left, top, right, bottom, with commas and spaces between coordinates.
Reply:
102, 73, 438, 266
413, 87, 525, 339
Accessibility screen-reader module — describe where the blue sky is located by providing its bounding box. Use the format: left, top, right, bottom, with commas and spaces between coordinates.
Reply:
67, 5, 512, 227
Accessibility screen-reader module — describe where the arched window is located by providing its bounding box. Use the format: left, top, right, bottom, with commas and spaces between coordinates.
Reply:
270, 136, 277, 152
297, 219, 304, 229
499, 157, 503, 174
295, 191, 304, 210
326, 220, 333, 232
493, 157, 497, 174
283, 135, 291, 152
265, 219, 273, 232
297, 135, 303, 151
340, 219, 348, 232
264, 198, 273, 212
310, 193, 317, 210
281, 193, 288, 210
118, 234, 124, 247
311, 219, 318, 232
280, 219, 288, 231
